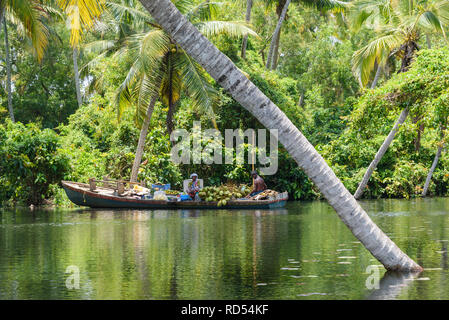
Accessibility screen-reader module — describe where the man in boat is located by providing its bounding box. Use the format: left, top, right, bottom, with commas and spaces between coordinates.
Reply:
246, 170, 267, 198
187, 173, 201, 201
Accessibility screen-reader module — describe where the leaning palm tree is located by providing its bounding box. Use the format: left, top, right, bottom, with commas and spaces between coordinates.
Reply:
86, 0, 257, 182
351, 0, 449, 199
0, 0, 50, 122
138, 0, 422, 272
422, 91, 449, 196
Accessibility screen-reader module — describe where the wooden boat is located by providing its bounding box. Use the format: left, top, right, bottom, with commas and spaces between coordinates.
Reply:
61, 181, 288, 209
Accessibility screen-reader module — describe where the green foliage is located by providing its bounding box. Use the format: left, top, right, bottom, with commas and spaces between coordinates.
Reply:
322, 48, 449, 198
0, 121, 69, 205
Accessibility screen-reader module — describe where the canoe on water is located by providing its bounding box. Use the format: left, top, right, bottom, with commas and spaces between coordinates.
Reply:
61, 181, 288, 209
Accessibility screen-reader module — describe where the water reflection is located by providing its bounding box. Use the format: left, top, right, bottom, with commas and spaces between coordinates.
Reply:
1, 199, 449, 299
367, 271, 420, 300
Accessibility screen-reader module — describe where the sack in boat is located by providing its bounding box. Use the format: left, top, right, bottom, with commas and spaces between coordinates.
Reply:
153, 190, 168, 201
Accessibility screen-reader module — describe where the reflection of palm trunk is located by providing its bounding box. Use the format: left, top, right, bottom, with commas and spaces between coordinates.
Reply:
4, 18, 14, 122
140, 0, 423, 272
367, 271, 419, 300
241, 0, 253, 60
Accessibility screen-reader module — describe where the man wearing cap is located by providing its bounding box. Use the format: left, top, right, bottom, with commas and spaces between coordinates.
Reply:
246, 170, 267, 198
187, 173, 201, 200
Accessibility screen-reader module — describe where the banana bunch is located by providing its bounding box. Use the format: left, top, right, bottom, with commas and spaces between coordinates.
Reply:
198, 184, 251, 207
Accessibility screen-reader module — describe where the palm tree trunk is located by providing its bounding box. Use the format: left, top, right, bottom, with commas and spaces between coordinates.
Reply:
3, 18, 14, 122
371, 62, 382, 89
356, 48, 417, 199
354, 108, 409, 199
73, 47, 82, 107
271, 27, 281, 69
240, 0, 253, 60
426, 34, 431, 49
130, 91, 159, 183
422, 129, 445, 197
266, 0, 290, 70
139, 0, 422, 272
166, 59, 175, 136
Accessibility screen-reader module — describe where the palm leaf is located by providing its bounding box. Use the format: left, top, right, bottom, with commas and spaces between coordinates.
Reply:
57, 0, 105, 47
176, 51, 218, 128
5, 0, 50, 60
195, 20, 258, 38
352, 32, 403, 86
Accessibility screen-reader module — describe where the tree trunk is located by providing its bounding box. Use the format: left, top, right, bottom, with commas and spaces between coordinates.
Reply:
271, 27, 281, 69
265, 0, 290, 70
426, 34, 431, 49
73, 47, 82, 107
371, 62, 382, 89
166, 59, 175, 136
139, 0, 422, 272
130, 92, 159, 183
355, 45, 418, 199
413, 116, 424, 152
240, 0, 253, 60
354, 108, 409, 199
422, 129, 445, 197
3, 18, 14, 122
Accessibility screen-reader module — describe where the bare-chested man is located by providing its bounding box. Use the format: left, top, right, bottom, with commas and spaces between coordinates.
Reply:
246, 170, 267, 198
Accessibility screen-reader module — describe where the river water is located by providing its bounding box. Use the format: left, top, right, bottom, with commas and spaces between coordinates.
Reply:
0, 198, 448, 299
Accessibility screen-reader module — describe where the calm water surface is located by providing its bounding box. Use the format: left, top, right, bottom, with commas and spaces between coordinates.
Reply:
1, 198, 449, 299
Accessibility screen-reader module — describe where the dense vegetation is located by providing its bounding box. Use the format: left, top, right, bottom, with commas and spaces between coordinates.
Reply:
1, 0, 449, 206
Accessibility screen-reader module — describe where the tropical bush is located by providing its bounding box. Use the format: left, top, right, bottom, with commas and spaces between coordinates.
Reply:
0, 121, 69, 205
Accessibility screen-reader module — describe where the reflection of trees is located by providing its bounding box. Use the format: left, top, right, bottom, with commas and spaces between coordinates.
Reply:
2, 198, 449, 299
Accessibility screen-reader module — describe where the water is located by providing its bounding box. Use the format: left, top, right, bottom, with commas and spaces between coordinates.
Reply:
0, 198, 448, 300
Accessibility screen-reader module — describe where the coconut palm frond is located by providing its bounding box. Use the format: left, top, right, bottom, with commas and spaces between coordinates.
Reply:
57, 0, 105, 47
133, 63, 165, 126
352, 32, 403, 86
105, 1, 152, 29
131, 29, 170, 74
6, 0, 50, 60
300, 0, 351, 12
83, 39, 116, 54
177, 51, 218, 127
196, 20, 258, 38
418, 10, 446, 39
185, 1, 223, 21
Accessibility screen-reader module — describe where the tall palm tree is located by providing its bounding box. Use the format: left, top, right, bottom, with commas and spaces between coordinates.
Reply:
264, 0, 349, 70
351, 0, 449, 87
241, 0, 253, 59
57, 0, 105, 107
86, 0, 257, 182
138, 0, 422, 272
1, 0, 50, 122
351, 0, 449, 199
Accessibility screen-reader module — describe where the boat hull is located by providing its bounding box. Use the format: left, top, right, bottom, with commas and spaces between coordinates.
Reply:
62, 181, 287, 210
